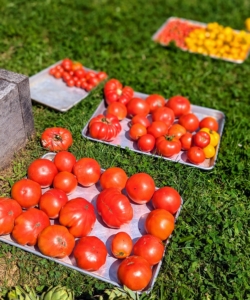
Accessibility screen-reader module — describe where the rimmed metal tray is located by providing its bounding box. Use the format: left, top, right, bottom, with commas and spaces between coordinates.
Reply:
0, 152, 183, 293
152, 16, 249, 64
29, 61, 100, 112
82, 92, 225, 171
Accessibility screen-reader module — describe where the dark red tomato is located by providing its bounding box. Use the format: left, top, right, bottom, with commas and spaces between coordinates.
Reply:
199, 116, 219, 132
38, 224, 75, 258
137, 134, 156, 152
41, 127, 73, 152
156, 135, 181, 157
147, 121, 168, 139
53, 151, 77, 173
168, 123, 186, 139
152, 107, 175, 128
178, 113, 199, 132
74, 68, 85, 79
125, 173, 155, 204
59, 197, 96, 237
126, 98, 150, 117
106, 102, 127, 120
129, 123, 147, 141
96, 188, 133, 228
165, 95, 191, 117
0, 198, 22, 235
74, 236, 108, 271
180, 132, 193, 150
118, 86, 134, 105
27, 158, 58, 188
85, 71, 96, 81
111, 231, 133, 259
11, 178, 42, 209
39, 188, 68, 219
88, 76, 99, 87
61, 58, 73, 71
187, 146, 206, 164
117, 255, 152, 291
12, 208, 50, 246
73, 157, 101, 187
99, 167, 128, 191
130, 115, 151, 128
145, 94, 165, 113
133, 234, 165, 265
53, 171, 78, 195
192, 131, 210, 148
97, 71, 108, 81
152, 186, 181, 214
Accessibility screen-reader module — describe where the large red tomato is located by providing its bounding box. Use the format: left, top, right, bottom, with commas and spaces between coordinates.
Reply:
37, 225, 75, 258
53, 171, 78, 195
99, 167, 128, 191
39, 188, 68, 219
53, 151, 77, 173
180, 132, 193, 150
145, 94, 165, 113
96, 188, 133, 228
187, 146, 205, 164
137, 134, 156, 152
167, 124, 186, 139
11, 178, 42, 209
59, 197, 96, 237
130, 115, 151, 128
126, 98, 150, 117
147, 121, 168, 139
129, 123, 147, 141
106, 102, 127, 121
104, 79, 134, 105
151, 107, 175, 128
133, 234, 165, 265
0, 198, 22, 235
12, 208, 50, 246
111, 231, 133, 259
156, 135, 181, 157
178, 113, 199, 132
73, 236, 108, 271
27, 158, 58, 188
165, 95, 191, 117
125, 173, 155, 204
73, 158, 101, 187
199, 116, 219, 132
117, 255, 152, 291
41, 127, 73, 152
192, 131, 210, 148
151, 186, 181, 214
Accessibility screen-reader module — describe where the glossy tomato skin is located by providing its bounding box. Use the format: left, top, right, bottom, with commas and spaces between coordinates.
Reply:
131, 114, 151, 128
73, 158, 101, 187
53, 151, 77, 172
96, 188, 133, 228
0, 198, 22, 235
137, 134, 156, 152
39, 188, 68, 219
111, 231, 133, 259
165, 95, 191, 117
192, 131, 210, 148
156, 135, 181, 157
199, 116, 219, 132
145, 208, 175, 241
53, 171, 78, 195
129, 124, 147, 141
106, 102, 127, 120
117, 255, 152, 291
147, 121, 168, 139
59, 197, 96, 237
104, 79, 133, 105
27, 158, 58, 188
126, 98, 150, 117
73, 236, 108, 271
38, 224, 75, 259
168, 123, 186, 139
178, 113, 199, 132
180, 132, 193, 150
12, 208, 50, 246
133, 234, 165, 265
187, 146, 206, 164
11, 178, 42, 209
152, 186, 181, 214
152, 107, 175, 128
99, 167, 128, 191
145, 94, 165, 113
41, 127, 73, 152
125, 173, 155, 204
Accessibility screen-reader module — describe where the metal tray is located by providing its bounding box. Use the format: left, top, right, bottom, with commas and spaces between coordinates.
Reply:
82, 92, 225, 171
29, 61, 100, 112
152, 16, 249, 64
0, 152, 183, 293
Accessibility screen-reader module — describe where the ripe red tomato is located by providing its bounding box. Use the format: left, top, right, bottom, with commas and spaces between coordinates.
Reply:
165, 95, 191, 117
97, 71, 108, 81
39, 188, 68, 219
180, 132, 193, 150
156, 135, 181, 157
117, 255, 152, 291
151, 107, 175, 128
125, 173, 155, 204
66, 78, 75, 87
106, 102, 127, 120
145, 94, 165, 113
53, 171, 78, 195
99, 167, 128, 191
137, 134, 156, 152
167, 123, 186, 139
96, 188, 133, 228
178, 113, 199, 132
187, 146, 206, 164
129, 123, 147, 141
0, 198, 22, 235
12, 208, 50, 246
53, 151, 77, 173
111, 231, 133, 259
145, 208, 175, 241
41, 127, 73, 152
133, 234, 165, 265
73, 236, 108, 271
61, 58, 73, 71
192, 131, 210, 148
151, 186, 181, 214
199, 116, 219, 132
38, 224, 75, 258
73, 157, 101, 187
126, 98, 150, 117
147, 121, 168, 139
27, 158, 58, 188
59, 197, 96, 237
11, 178, 42, 209
104, 79, 133, 105
130, 115, 151, 128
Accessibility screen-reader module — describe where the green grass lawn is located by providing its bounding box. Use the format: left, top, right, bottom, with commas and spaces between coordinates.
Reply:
1, 0, 250, 299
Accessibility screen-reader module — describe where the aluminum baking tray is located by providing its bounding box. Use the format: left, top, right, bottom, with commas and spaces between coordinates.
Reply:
152, 16, 250, 64
82, 92, 225, 171
0, 152, 183, 293
29, 61, 102, 112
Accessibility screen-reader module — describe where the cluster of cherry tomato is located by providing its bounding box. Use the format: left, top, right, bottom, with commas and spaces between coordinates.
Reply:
48, 58, 108, 92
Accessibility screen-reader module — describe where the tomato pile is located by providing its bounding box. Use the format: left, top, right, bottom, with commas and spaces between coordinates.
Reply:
49, 58, 108, 92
